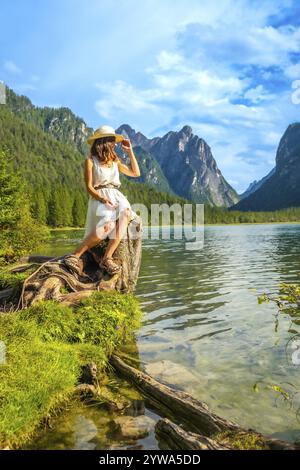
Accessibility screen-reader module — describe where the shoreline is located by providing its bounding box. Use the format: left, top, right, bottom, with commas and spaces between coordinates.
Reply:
49, 221, 300, 231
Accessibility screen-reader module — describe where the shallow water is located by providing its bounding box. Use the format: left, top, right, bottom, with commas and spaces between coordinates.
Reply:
30, 224, 300, 448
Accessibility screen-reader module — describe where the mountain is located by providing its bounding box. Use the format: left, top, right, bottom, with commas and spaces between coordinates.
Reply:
5, 87, 92, 155
116, 124, 160, 152
232, 124, 300, 211
122, 146, 172, 194
239, 168, 275, 200
5, 87, 238, 207
0, 86, 191, 227
118, 124, 239, 206
5, 90, 172, 195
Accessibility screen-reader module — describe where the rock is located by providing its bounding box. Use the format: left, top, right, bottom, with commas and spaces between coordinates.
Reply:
73, 415, 98, 450
113, 415, 155, 440
144, 360, 200, 392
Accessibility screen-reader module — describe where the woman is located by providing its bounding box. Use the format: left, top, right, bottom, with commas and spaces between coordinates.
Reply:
64, 125, 140, 276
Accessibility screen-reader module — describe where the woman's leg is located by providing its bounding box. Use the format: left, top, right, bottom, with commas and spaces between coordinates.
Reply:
103, 209, 132, 260
72, 221, 115, 258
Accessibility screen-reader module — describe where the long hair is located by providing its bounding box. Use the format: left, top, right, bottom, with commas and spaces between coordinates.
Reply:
90, 136, 119, 165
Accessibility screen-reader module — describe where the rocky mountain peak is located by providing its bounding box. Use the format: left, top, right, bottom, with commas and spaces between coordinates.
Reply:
150, 125, 239, 206
116, 123, 136, 140
232, 122, 300, 211
179, 125, 193, 139
116, 124, 159, 152
276, 123, 300, 171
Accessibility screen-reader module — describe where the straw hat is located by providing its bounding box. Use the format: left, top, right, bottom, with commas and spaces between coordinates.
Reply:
87, 125, 124, 145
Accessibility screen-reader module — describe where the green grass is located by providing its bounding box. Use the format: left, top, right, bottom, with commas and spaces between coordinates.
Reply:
0, 269, 32, 291
0, 291, 142, 448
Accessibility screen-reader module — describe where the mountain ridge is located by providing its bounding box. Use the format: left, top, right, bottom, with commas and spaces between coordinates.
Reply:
232, 123, 300, 211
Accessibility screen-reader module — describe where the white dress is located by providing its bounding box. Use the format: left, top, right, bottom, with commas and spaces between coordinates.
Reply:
83, 155, 137, 238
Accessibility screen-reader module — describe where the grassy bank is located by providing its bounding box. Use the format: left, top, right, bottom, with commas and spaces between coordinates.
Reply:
0, 290, 142, 449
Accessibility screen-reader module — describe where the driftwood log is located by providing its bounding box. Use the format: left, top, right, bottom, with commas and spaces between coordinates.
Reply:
155, 418, 230, 450
2, 216, 142, 310
110, 354, 298, 450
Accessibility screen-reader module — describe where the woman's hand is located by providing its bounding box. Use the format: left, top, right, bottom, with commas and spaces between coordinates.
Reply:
98, 196, 118, 208
120, 138, 133, 154
117, 139, 141, 177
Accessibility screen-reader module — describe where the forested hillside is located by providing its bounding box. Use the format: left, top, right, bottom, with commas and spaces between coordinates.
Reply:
0, 99, 190, 227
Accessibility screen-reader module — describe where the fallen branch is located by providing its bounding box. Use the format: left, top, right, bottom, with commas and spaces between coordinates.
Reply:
110, 353, 238, 435
110, 354, 298, 450
155, 418, 230, 450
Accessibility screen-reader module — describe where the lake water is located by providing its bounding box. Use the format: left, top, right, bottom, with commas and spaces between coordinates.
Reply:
29, 224, 300, 449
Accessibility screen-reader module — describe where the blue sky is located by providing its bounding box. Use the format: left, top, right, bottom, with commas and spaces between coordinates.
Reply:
1, 0, 300, 193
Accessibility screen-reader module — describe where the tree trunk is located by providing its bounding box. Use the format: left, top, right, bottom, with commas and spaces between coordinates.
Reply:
14, 216, 142, 309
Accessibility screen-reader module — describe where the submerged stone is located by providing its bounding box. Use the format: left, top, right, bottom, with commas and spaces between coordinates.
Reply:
113, 415, 155, 440
144, 359, 200, 391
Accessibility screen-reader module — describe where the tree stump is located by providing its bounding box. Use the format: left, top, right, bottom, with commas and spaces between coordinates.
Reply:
15, 216, 142, 309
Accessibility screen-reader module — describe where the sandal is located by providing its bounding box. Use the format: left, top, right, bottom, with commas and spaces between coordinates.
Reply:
100, 257, 121, 275
63, 254, 83, 276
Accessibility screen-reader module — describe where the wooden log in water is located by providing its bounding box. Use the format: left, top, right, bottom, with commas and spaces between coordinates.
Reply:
110, 353, 238, 435
155, 418, 230, 450
110, 354, 298, 450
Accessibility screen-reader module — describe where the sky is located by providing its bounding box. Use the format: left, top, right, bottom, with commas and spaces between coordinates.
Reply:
1, 0, 300, 193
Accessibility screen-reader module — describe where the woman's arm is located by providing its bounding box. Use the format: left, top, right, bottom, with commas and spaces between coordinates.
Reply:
84, 158, 116, 207
117, 139, 140, 177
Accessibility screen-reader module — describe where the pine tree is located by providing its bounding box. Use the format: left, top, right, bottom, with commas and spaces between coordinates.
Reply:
31, 189, 48, 225
72, 191, 87, 227
0, 150, 49, 263
47, 187, 65, 227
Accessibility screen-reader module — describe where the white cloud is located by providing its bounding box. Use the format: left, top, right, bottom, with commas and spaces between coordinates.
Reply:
94, 80, 171, 128
155, 50, 183, 71
4, 60, 22, 74
244, 85, 275, 103
285, 62, 300, 79
11, 0, 294, 193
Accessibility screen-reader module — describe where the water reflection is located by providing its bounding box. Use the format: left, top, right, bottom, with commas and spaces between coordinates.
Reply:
136, 224, 300, 442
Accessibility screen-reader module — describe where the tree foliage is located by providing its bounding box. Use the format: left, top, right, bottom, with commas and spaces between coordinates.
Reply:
0, 150, 49, 264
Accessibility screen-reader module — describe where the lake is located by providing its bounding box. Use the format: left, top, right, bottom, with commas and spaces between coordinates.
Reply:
28, 224, 300, 449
